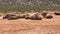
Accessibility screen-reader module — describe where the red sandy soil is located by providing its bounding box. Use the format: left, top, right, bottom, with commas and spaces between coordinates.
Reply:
0, 13, 59, 33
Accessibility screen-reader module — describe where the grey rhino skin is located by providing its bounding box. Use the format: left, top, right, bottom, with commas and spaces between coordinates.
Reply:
25, 13, 42, 20
3, 13, 20, 20
54, 12, 60, 15
45, 14, 53, 19
41, 12, 48, 18
19, 14, 26, 18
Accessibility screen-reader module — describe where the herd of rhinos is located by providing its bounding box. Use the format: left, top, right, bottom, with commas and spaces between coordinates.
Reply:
3, 11, 60, 20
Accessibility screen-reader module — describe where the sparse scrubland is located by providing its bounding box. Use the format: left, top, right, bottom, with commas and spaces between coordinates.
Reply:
0, 0, 60, 34
0, 0, 60, 13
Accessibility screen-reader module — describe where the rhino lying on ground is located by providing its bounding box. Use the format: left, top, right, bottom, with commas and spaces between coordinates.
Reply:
54, 12, 60, 15
3, 12, 53, 20
41, 11, 53, 19
45, 14, 53, 19
25, 13, 30, 19
3, 13, 20, 20
25, 13, 43, 20
41, 11, 48, 18
19, 14, 26, 18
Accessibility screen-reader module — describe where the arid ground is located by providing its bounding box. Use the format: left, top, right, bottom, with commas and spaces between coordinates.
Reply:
0, 13, 60, 34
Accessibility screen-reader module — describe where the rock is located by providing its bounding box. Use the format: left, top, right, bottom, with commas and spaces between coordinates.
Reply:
54, 12, 60, 15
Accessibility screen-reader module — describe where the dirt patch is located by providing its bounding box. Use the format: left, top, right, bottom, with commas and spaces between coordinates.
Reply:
0, 13, 59, 34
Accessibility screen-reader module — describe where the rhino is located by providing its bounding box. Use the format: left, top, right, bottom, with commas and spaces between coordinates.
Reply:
45, 14, 53, 19
3, 13, 20, 20
28, 13, 42, 20
41, 11, 48, 17
54, 12, 60, 15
